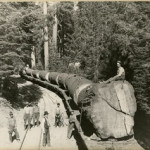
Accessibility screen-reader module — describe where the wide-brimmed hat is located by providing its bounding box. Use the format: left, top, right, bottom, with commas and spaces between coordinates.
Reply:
44, 111, 49, 116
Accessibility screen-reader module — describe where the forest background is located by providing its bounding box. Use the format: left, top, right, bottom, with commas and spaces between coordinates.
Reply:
0, 1, 150, 114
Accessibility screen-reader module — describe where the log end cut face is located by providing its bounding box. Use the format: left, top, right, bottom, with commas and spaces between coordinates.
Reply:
88, 81, 137, 139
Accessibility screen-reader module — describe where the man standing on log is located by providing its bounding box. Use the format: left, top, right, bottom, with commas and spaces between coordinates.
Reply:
41, 111, 51, 147
101, 60, 125, 84
8, 111, 20, 143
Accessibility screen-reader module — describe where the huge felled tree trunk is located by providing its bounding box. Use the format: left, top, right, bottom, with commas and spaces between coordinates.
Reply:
87, 81, 137, 139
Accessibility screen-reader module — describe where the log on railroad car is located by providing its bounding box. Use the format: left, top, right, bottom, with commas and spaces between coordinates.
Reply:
32, 70, 40, 79
25, 69, 33, 76
21, 69, 137, 140
65, 75, 93, 104
48, 72, 60, 85
57, 73, 73, 89
39, 71, 50, 81
83, 80, 137, 139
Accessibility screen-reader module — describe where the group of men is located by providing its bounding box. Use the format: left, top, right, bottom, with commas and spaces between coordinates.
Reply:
8, 102, 40, 143
24, 102, 40, 130
68, 62, 81, 74
8, 102, 64, 147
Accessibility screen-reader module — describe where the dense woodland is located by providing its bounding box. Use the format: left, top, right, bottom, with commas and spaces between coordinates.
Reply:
0, 2, 150, 113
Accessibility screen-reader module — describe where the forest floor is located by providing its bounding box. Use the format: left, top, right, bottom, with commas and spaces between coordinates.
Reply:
0, 78, 145, 150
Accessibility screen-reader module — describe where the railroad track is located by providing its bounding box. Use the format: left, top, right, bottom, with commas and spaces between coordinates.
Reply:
19, 95, 47, 150
18, 84, 84, 150
17, 79, 89, 150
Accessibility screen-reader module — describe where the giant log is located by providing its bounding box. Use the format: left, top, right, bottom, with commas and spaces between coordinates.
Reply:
20, 69, 137, 140
86, 81, 137, 139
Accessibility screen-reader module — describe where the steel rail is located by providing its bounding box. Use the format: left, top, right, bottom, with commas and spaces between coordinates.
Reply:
19, 128, 29, 150
19, 98, 46, 150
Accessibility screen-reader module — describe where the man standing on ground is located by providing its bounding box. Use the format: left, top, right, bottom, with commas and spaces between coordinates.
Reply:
41, 111, 51, 147
33, 102, 40, 127
23, 102, 31, 130
8, 111, 20, 142
55, 103, 62, 127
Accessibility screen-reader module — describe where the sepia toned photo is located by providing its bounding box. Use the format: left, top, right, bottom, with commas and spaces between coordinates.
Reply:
0, 1, 150, 150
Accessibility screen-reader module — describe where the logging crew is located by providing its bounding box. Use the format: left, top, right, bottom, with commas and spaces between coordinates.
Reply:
41, 111, 51, 147
8, 111, 20, 142
102, 60, 125, 84
23, 102, 32, 130
32, 102, 40, 127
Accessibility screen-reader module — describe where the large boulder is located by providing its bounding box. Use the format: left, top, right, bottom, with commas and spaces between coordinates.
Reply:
89, 80, 137, 139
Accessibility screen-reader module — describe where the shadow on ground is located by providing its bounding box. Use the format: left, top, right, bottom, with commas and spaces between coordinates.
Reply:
2, 76, 42, 109
76, 113, 95, 137
134, 110, 150, 150
73, 130, 88, 150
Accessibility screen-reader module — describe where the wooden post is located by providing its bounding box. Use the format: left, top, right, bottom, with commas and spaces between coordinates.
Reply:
43, 2, 49, 70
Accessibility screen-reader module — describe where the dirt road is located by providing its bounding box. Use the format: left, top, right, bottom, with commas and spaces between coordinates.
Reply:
0, 81, 78, 150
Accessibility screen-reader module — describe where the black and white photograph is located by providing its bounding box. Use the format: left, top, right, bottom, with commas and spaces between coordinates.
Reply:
0, 1, 150, 150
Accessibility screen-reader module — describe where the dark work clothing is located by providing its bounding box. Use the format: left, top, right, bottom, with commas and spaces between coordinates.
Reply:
43, 128, 50, 147
41, 117, 50, 147
24, 114, 31, 129
33, 105, 40, 126
33, 112, 40, 126
9, 128, 19, 142
8, 117, 20, 142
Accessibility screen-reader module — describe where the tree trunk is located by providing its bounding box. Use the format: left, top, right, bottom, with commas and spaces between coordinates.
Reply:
43, 2, 49, 70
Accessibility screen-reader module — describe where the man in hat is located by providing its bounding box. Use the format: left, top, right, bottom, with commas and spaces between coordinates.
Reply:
101, 60, 125, 84
8, 111, 20, 142
41, 111, 51, 147
32, 102, 40, 127
55, 103, 62, 127
23, 102, 32, 130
